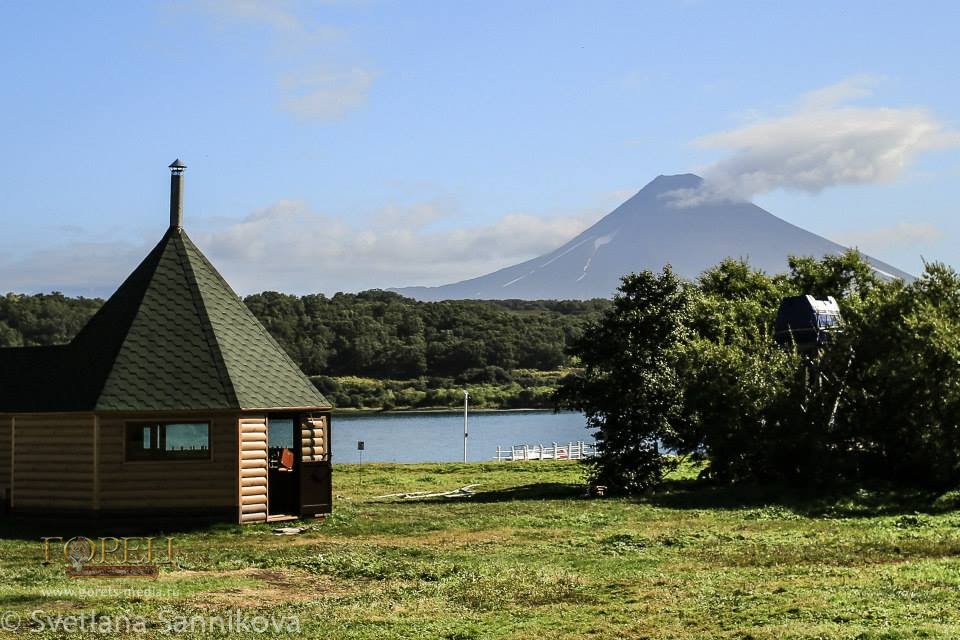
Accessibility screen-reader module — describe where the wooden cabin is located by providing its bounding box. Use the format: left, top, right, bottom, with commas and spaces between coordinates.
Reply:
0, 161, 332, 525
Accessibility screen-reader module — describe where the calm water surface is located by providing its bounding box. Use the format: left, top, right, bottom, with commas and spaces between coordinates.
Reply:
331, 410, 592, 464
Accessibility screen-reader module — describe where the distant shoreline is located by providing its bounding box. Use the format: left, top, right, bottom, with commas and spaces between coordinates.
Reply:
333, 407, 563, 416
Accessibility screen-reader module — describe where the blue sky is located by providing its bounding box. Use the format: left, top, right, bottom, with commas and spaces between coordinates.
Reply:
1, 1, 958, 296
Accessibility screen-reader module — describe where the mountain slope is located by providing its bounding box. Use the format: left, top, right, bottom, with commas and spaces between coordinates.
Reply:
393, 174, 911, 301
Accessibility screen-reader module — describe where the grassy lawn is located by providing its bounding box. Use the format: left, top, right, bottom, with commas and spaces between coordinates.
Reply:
3, 462, 960, 638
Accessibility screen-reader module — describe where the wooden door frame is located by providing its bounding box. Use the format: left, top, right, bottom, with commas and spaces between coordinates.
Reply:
266, 412, 302, 517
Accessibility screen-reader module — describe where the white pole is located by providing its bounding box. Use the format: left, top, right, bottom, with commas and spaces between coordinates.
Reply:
463, 390, 469, 463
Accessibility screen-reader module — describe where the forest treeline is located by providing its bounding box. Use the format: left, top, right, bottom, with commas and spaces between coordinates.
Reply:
244, 291, 607, 377
314, 370, 565, 412
0, 290, 607, 382
0, 293, 101, 348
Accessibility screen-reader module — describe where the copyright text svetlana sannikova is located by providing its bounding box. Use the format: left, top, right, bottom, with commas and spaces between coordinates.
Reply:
2, 609, 301, 635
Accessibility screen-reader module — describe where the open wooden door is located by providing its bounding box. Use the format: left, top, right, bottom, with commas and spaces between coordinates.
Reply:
266, 416, 299, 518
298, 414, 332, 517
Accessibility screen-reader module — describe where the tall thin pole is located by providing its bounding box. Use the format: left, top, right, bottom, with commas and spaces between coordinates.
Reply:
168, 159, 185, 229
463, 391, 469, 463
357, 440, 364, 488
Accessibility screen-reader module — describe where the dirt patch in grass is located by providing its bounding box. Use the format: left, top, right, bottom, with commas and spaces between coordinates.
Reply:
273, 525, 572, 551
169, 567, 362, 607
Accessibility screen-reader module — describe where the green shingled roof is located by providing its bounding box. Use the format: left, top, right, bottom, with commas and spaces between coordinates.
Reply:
0, 227, 329, 413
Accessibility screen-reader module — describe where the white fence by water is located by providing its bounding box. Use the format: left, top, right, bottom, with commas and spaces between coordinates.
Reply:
494, 441, 595, 462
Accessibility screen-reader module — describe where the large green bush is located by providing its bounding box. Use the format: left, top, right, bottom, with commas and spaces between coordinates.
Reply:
558, 252, 960, 491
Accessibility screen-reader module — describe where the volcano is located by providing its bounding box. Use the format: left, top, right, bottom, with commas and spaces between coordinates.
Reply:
393, 174, 911, 300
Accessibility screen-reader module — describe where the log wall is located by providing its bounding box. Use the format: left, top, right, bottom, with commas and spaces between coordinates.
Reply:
238, 415, 268, 523
96, 413, 239, 513
11, 414, 95, 510
301, 415, 329, 462
0, 416, 11, 503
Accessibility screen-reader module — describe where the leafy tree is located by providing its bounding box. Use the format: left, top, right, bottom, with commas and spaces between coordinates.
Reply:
0, 321, 21, 348
784, 251, 882, 301
839, 262, 960, 487
558, 251, 960, 492
677, 252, 894, 485
0, 292, 101, 347
556, 267, 692, 493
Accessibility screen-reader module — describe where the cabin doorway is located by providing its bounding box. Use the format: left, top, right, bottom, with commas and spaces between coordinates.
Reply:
299, 414, 333, 517
266, 413, 333, 520
267, 415, 300, 519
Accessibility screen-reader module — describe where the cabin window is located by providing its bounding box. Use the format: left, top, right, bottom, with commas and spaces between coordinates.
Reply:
268, 418, 296, 470
125, 422, 211, 461
817, 313, 841, 329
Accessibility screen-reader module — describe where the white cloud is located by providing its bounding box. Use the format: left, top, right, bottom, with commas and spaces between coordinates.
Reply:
0, 242, 147, 298
190, 0, 374, 123
667, 77, 960, 206
0, 191, 619, 297
796, 74, 881, 111
834, 222, 945, 252
196, 199, 605, 293
197, 0, 303, 32
372, 199, 453, 229
280, 67, 376, 122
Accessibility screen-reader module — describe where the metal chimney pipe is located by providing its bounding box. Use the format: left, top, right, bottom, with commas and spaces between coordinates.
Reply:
168, 159, 186, 229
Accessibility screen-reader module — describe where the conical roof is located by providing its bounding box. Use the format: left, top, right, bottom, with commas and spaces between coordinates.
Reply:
0, 227, 329, 413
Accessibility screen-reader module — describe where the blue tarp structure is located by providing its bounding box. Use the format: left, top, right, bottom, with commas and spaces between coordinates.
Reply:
774, 295, 843, 352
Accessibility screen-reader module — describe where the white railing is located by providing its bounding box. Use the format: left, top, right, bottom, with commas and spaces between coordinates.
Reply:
494, 441, 595, 462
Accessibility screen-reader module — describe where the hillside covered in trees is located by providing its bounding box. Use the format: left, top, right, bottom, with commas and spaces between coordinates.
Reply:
0, 293, 102, 348
0, 290, 607, 409
243, 291, 606, 378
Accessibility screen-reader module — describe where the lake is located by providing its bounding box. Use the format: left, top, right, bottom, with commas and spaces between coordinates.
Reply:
331, 410, 592, 464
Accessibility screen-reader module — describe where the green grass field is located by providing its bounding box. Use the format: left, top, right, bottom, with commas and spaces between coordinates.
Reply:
4, 462, 960, 638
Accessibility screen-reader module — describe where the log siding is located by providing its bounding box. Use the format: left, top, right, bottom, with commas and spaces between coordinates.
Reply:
0, 416, 11, 507
301, 415, 329, 462
238, 415, 268, 523
96, 413, 239, 512
11, 414, 96, 510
